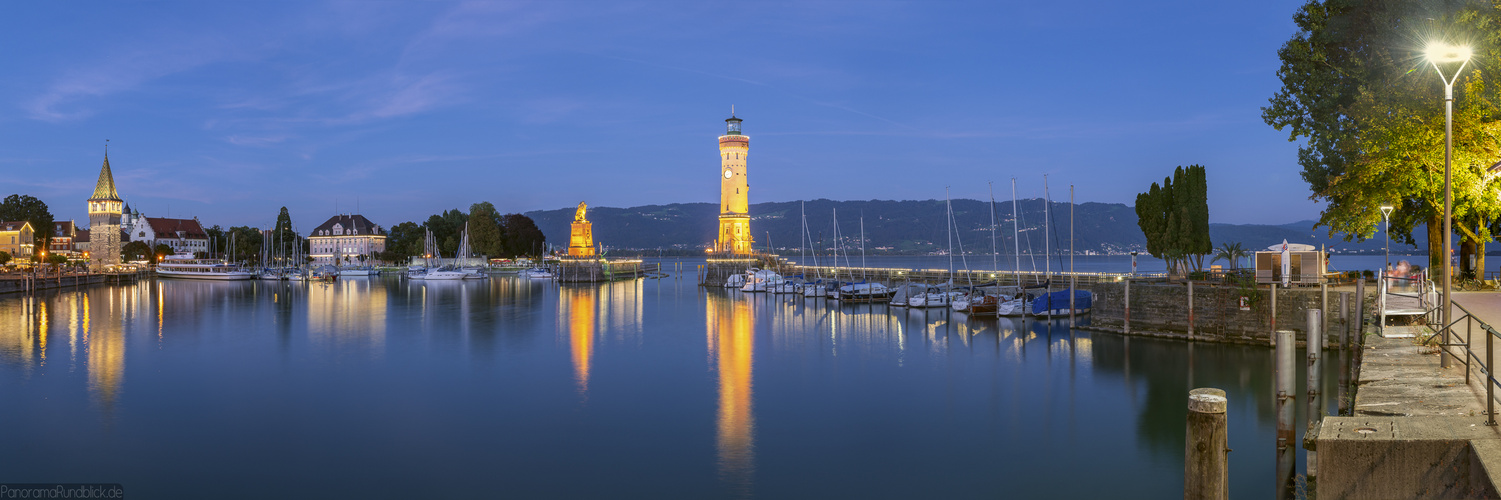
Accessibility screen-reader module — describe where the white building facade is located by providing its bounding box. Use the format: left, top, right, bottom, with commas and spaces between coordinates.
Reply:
309, 214, 386, 266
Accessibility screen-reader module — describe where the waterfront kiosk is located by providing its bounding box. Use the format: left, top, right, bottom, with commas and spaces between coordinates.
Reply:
1254, 242, 1327, 285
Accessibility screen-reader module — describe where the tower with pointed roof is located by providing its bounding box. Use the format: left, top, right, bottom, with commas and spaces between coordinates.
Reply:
87, 153, 123, 271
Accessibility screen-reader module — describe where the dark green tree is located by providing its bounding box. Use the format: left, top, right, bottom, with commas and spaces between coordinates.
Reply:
469, 202, 505, 257
388, 221, 424, 261
274, 207, 298, 262
0, 250, 10, 266
152, 243, 175, 262
226, 226, 265, 264
205, 225, 226, 258
122, 241, 152, 263
1135, 165, 1211, 275
0, 194, 55, 251
500, 213, 546, 257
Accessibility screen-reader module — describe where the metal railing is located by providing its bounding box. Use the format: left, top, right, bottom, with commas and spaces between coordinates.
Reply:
1377, 275, 1440, 335
1424, 300, 1501, 426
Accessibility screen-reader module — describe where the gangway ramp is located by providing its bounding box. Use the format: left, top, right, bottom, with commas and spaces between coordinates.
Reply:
1379, 276, 1437, 338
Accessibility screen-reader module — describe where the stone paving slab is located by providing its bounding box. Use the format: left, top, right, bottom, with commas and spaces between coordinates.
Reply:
1354, 334, 1485, 418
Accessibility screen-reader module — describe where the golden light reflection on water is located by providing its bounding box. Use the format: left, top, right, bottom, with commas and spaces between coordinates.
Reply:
87, 297, 125, 411
307, 279, 388, 353
562, 287, 595, 395
706, 292, 754, 494
556, 281, 645, 399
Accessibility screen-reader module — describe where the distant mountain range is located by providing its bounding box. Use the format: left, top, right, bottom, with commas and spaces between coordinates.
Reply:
525, 199, 1424, 255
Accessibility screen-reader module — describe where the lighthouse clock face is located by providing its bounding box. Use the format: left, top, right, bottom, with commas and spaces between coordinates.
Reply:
724, 169, 733, 179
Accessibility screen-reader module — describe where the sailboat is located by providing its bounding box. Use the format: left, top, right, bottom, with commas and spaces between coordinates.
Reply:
997, 179, 1030, 317
1030, 176, 1092, 317
426, 228, 467, 281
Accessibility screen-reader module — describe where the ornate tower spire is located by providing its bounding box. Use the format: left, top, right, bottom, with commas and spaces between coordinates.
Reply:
90, 154, 122, 202
88, 147, 124, 271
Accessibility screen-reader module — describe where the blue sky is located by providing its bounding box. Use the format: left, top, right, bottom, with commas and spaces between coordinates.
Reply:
0, 1, 1312, 230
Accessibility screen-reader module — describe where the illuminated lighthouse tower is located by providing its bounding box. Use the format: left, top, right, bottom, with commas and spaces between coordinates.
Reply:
715, 111, 752, 255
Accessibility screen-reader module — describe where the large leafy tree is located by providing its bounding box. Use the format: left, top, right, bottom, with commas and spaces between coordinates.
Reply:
387, 221, 424, 262
122, 241, 152, 262
0, 194, 55, 251
468, 202, 506, 257
1135, 165, 1212, 275
500, 213, 546, 257
1264, 0, 1501, 276
226, 226, 265, 264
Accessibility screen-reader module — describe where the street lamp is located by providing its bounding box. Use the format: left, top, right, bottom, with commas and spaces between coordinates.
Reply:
1425, 40, 1472, 370
1379, 205, 1394, 273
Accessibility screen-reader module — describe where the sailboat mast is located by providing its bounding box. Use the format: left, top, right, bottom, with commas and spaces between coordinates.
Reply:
1043, 175, 1051, 297
1012, 178, 1022, 287
946, 187, 954, 278
990, 181, 997, 275
859, 215, 866, 282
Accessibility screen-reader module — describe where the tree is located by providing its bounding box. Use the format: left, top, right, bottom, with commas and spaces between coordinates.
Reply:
226, 226, 265, 265
274, 207, 298, 262
500, 213, 546, 257
1211, 242, 1249, 271
0, 250, 10, 266
0, 194, 55, 252
1135, 165, 1212, 276
387, 221, 424, 262
122, 241, 152, 262
1263, 0, 1501, 277
469, 202, 506, 257
153, 244, 175, 262
205, 225, 226, 258
45, 253, 67, 265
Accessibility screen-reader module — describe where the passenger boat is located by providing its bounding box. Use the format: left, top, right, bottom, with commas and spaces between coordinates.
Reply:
156, 257, 254, 280
525, 268, 555, 279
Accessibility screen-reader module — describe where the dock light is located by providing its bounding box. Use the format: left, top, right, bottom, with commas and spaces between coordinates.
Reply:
1424, 39, 1473, 371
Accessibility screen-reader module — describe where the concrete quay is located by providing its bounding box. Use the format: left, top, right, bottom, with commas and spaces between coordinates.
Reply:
1317, 292, 1501, 499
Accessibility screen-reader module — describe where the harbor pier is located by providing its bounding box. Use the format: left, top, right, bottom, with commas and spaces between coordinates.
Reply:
0, 271, 142, 295
557, 257, 654, 283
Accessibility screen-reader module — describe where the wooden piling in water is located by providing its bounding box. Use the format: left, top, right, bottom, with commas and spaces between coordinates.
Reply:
1275, 328, 1296, 500
1306, 308, 1324, 486
1184, 387, 1229, 500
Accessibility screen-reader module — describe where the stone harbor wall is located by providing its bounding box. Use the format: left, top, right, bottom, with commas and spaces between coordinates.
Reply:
1088, 280, 1370, 345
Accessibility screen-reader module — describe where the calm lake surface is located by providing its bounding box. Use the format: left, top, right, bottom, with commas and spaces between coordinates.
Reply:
0, 276, 1340, 499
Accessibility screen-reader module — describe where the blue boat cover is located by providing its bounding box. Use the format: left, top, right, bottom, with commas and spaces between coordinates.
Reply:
1031, 289, 1093, 315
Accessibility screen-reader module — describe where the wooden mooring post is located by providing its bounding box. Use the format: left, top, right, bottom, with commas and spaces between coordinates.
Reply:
1185, 387, 1229, 500
1275, 328, 1296, 500
1306, 308, 1324, 487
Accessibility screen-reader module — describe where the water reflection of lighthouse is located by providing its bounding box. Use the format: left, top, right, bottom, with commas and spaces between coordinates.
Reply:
707, 293, 754, 494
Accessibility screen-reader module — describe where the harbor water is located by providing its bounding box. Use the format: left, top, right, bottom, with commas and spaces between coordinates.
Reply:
1, 276, 1341, 498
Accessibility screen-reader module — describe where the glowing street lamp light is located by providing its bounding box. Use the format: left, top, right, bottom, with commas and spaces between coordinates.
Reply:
1425, 40, 1472, 369
1379, 205, 1394, 273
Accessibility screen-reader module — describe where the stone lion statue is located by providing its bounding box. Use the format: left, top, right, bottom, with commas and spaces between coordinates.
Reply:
574, 201, 587, 222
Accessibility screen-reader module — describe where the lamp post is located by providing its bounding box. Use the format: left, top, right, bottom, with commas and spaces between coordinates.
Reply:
1380, 205, 1394, 273
1426, 41, 1472, 370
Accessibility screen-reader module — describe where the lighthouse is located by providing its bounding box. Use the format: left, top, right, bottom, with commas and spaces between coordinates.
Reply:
715, 112, 752, 255
87, 153, 123, 271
